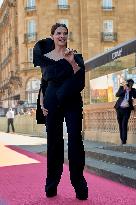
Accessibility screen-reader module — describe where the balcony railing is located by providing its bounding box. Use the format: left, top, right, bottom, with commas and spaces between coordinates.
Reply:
102, 6, 115, 11
20, 62, 35, 71
57, 4, 70, 9
101, 32, 117, 42
84, 102, 136, 143
24, 33, 37, 43
25, 6, 36, 11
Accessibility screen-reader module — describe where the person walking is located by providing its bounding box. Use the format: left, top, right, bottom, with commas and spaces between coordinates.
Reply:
114, 79, 136, 144
6, 108, 15, 133
34, 23, 88, 200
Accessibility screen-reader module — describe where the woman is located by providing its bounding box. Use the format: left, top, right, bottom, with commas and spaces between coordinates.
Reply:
40, 23, 88, 200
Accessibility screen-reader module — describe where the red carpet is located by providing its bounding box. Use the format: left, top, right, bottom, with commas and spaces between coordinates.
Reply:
0, 146, 136, 205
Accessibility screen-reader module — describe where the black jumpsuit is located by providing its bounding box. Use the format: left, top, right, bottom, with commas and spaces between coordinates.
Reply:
41, 54, 88, 197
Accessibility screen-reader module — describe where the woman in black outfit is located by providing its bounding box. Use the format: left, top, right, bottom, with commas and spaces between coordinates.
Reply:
35, 23, 88, 200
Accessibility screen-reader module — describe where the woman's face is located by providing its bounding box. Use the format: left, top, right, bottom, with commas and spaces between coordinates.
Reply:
52, 26, 68, 47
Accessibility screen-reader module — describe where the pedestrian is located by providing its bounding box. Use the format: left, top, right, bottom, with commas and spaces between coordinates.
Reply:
114, 79, 136, 144
34, 23, 88, 200
30, 108, 35, 116
6, 107, 15, 133
19, 108, 24, 115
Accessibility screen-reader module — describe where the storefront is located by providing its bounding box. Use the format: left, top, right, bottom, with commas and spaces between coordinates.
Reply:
84, 38, 136, 144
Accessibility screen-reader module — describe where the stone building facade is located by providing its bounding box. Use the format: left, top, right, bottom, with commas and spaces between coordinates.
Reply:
0, 0, 19, 108
0, 0, 81, 109
0, 0, 136, 109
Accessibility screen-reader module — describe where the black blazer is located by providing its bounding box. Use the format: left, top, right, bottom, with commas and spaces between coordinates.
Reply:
40, 53, 85, 109
114, 86, 136, 110
56, 54, 85, 106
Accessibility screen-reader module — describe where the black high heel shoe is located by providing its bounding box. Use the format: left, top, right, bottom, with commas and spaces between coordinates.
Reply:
76, 191, 88, 200
45, 187, 57, 198
75, 179, 88, 200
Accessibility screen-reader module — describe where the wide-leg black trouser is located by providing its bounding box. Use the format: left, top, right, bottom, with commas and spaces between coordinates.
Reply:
45, 105, 87, 194
116, 107, 131, 143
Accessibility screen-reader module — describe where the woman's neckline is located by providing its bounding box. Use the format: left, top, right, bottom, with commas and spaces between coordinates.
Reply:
44, 54, 65, 62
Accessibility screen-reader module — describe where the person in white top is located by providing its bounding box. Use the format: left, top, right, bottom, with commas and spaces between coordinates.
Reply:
6, 108, 15, 133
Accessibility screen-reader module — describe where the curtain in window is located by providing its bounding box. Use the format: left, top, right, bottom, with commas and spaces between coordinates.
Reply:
103, 20, 113, 32
103, 0, 112, 8
26, 78, 40, 104
27, 0, 36, 7
27, 20, 36, 34
58, 0, 68, 5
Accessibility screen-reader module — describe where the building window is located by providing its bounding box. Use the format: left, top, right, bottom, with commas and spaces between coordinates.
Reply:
102, 0, 113, 9
103, 20, 113, 33
58, 0, 69, 9
58, 19, 69, 27
26, 0, 36, 7
102, 20, 116, 41
28, 48, 33, 62
25, 20, 37, 42
27, 19, 36, 33
27, 92, 38, 104
26, 0, 36, 11
27, 0, 36, 7
26, 78, 40, 104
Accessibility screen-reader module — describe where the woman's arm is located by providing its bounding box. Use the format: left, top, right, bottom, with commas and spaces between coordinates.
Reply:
33, 38, 54, 67
56, 54, 85, 104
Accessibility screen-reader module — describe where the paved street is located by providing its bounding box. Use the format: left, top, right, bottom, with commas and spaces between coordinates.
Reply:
0, 132, 136, 205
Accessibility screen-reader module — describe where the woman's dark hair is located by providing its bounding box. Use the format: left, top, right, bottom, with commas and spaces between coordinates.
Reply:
51, 23, 68, 35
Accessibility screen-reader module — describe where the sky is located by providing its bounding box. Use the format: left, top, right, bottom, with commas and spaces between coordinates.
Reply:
0, 0, 3, 7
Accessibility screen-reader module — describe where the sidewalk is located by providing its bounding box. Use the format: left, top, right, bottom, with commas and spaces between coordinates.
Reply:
0, 131, 112, 154
0, 132, 136, 205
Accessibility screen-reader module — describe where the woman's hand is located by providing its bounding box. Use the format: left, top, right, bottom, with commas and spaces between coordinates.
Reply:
41, 107, 48, 116
64, 48, 75, 64
64, 48, 80, 73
